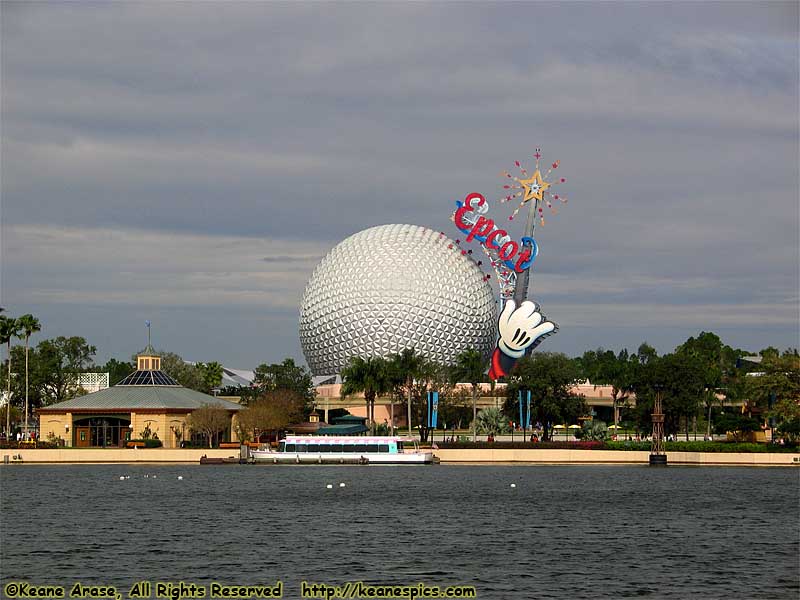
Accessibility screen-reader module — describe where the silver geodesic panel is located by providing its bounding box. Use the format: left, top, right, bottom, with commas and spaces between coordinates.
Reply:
299, 224, 497, 376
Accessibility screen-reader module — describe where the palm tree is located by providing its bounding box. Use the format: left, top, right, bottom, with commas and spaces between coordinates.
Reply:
0, 315, 22, 437
341, 356, 393, 433
388, 348, 425, 435
17, 314, 41, 436
197, 361, 224, 394
451, 349, 488, 442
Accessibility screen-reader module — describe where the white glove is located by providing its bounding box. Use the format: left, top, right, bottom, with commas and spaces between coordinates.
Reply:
497, 299, 556, 359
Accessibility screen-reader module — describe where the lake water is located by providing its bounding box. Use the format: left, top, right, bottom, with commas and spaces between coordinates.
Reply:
1, 465, 798, 599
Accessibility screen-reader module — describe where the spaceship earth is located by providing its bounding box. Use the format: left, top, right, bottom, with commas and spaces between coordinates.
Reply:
299, 224, 498, 376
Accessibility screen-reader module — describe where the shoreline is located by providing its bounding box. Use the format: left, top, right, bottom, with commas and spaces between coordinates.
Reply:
2, 447, 798, 466
434, 448, 799, 466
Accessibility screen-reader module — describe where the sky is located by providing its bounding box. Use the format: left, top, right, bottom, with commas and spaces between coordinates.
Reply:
1, 1, 798, 370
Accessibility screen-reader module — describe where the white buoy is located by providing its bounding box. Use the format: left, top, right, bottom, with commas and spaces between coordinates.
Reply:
152, 475, 157, 479
510, 483, 516, 488
177, 476, 183, 481
339, 483, 346, 488
326, 484, 333, 489
144, 474, 149, 478
119, 476, 125, 480
125, 476, 130, 480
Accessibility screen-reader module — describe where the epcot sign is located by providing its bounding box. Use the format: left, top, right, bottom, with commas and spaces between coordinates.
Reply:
453, 191, 538, 273
449, 150, 568, 380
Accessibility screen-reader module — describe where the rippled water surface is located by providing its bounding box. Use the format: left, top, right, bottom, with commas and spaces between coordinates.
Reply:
1, 465, 798, 599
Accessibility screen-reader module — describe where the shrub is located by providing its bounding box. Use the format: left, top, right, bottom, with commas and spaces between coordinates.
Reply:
438, 441, 605, 450
0, 441, 61, 449
581, 420, 609, 442
436, 440, 799, 453
127, 438, 163, 448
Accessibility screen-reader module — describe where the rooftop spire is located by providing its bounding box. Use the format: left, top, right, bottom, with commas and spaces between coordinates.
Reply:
137, 321, 160, 371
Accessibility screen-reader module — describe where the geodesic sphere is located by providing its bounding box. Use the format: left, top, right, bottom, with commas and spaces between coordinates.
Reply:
299, 224, 498, 376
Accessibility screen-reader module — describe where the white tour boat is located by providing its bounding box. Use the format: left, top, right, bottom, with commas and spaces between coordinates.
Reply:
251, 435, 436, 465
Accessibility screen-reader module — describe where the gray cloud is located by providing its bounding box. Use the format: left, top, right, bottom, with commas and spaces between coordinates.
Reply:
1, 2, 797, 367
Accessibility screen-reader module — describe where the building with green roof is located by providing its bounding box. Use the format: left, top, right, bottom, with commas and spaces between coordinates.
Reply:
37, 348, 241, 448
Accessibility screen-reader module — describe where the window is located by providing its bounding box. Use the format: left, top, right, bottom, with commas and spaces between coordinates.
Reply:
354, 444, 367, 453
318, 445, 331, 453
285, 443, 296, 452
378, 445, 389, 453
366, 444, 379, 453
397, 442, 404, 451
278, 442, 286, 452
306, 444, 319, 453
330, 444, 344, 453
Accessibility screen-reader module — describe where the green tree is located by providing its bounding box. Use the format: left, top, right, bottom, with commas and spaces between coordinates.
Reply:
450, 349, 488, 442
0, 315, 22, 436
744, 354, 800, 411
341, 356, 393, 432
636, 342, 658, 365
99, 358, 136, 386
768, 398, 800, 442
631, 352, 706, 439
759, 346, 780, 360
676, 332, 724, 385
35, 337, 97, 405
505, 352, 587, 441
253, 358, 315, 404
157, 352, 205, 391
387, 348, 426, 435
16, 314, 41, 435
578, 348, 635, 429
197, 361, 224, 394
676, 332, 732, 437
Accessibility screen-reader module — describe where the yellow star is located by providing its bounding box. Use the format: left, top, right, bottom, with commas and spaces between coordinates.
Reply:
518, 169, 551, 203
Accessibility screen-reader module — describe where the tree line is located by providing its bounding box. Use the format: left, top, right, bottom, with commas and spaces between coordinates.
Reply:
337, 333, 799, 443
572, 335, 799, 442
1, 309, 797, 443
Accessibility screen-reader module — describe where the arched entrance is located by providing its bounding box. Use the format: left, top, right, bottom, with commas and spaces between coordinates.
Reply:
73, 416, 132, 447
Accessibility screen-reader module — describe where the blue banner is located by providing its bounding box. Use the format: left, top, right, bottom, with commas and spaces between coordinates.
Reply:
518, 390, 532, 429
428, 391, 439, 429
526, 391, 532, 429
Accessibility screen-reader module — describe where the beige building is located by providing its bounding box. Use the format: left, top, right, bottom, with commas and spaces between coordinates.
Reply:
37, 347, 241, 448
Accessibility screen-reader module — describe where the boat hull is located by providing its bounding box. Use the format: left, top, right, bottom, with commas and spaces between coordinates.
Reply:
251, 450, 435, 465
